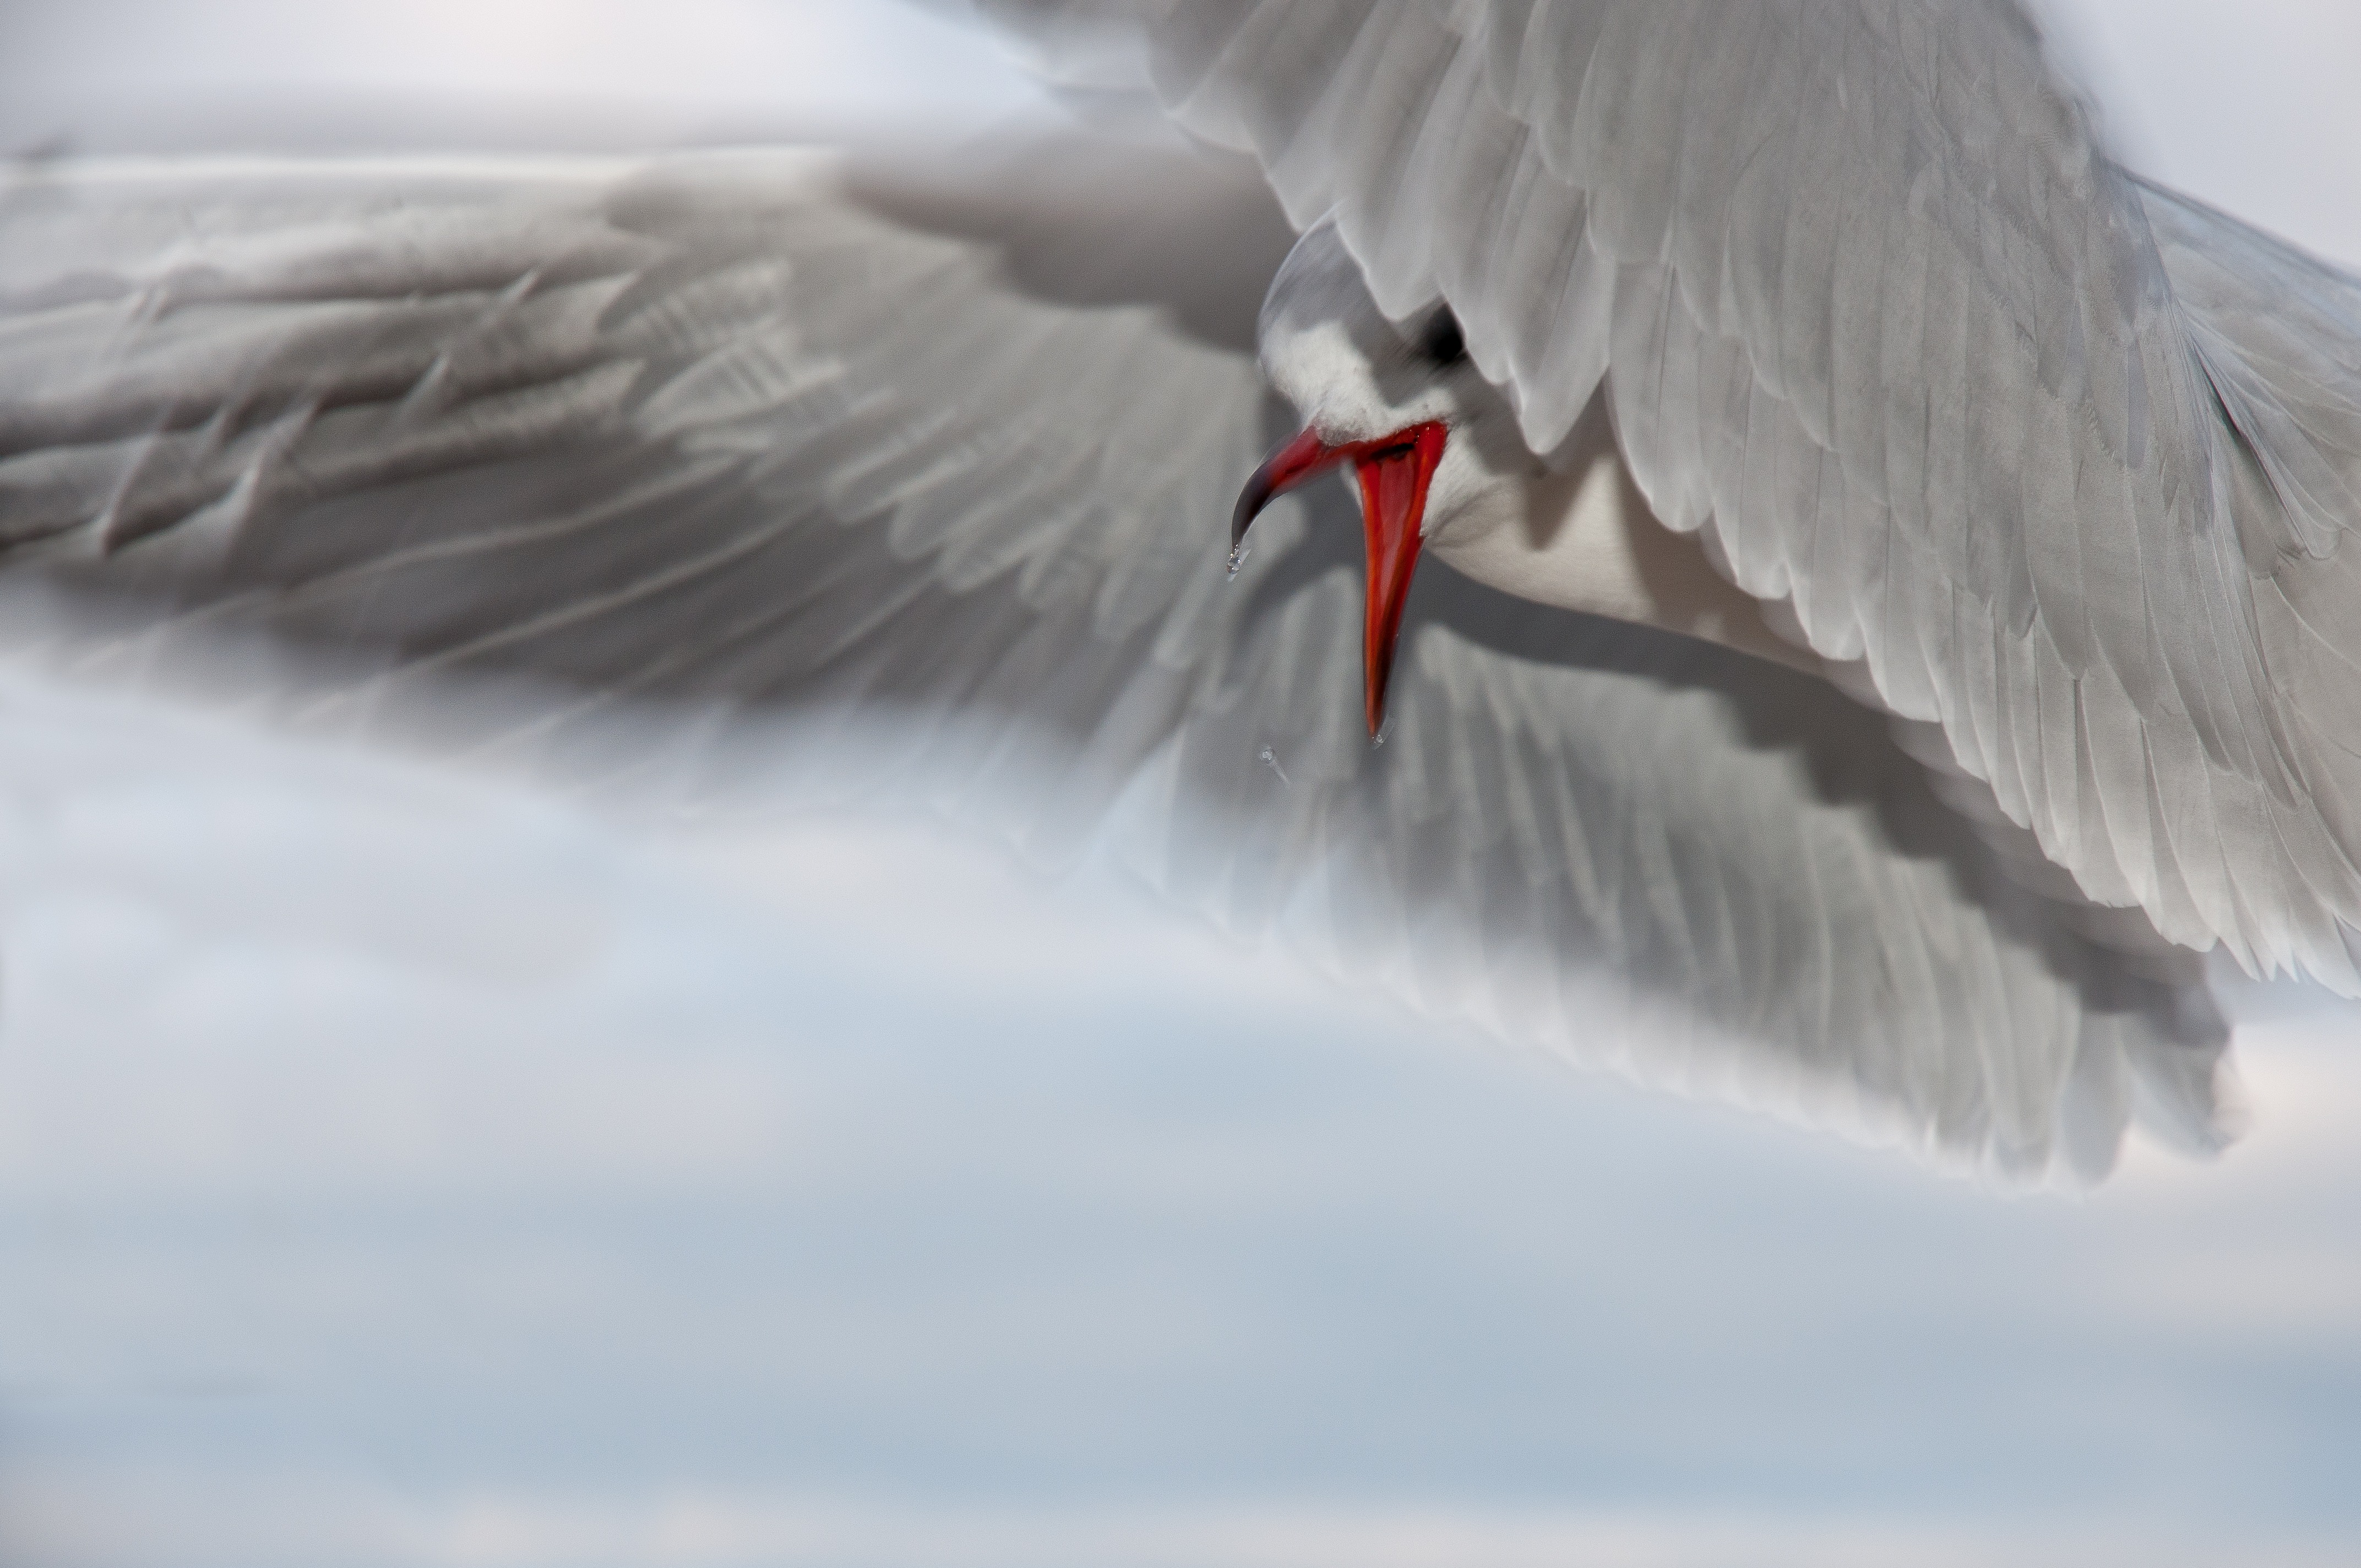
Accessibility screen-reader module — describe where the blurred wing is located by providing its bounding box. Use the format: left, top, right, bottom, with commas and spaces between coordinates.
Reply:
0, 145, 2226, 1174
988, 0, 2361, 990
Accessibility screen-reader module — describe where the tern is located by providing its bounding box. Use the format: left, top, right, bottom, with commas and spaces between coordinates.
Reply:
4, 1, 2357, 1178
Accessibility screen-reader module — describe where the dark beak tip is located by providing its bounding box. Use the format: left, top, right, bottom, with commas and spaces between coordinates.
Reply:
1229, 486, 1265, 552
1231, 426, 1341, 556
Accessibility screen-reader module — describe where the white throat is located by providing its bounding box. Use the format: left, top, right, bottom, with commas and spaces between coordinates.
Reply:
1424, 398, 1822, 679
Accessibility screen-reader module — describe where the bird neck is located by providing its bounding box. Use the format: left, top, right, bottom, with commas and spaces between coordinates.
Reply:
1426, 431, 1821, 680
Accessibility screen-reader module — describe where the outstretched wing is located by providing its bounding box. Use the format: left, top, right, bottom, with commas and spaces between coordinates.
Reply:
987, 0, 2361, 993
0, 142, 2226, 1174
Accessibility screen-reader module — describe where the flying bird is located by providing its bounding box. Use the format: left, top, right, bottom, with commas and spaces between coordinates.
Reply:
5, 1, 2358, 1178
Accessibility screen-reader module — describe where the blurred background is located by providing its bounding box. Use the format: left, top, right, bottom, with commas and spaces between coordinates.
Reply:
1, 4, 2357, 1565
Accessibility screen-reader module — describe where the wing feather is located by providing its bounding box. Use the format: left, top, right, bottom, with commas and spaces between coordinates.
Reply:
0, 144, 2229, 1175
993, 0, 2361, 987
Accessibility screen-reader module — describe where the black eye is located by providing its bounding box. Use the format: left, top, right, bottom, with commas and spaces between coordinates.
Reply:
1420, 307, 1467, 369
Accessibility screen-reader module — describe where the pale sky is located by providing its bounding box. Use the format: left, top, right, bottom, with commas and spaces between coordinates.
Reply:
1, 1, 2356, 262
1, 6, 2358, 1567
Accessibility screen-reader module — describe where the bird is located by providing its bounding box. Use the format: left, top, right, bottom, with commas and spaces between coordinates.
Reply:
4, 1, 2356, 1180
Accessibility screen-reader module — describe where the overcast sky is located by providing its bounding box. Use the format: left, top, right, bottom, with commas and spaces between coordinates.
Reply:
1, 6, 2358, 1567
0, 1, 2354, 260
2, 662, 2355, 1568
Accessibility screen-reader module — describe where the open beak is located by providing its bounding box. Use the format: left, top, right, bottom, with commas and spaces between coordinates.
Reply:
1232, 420, 1448, 737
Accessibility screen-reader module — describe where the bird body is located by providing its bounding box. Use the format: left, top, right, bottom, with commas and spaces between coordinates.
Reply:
1248, 220, 1823, 690
7, 0, 2357, 1178
997, 0, 2361, 994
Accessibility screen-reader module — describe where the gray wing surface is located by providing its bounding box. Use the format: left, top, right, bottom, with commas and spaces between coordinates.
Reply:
988, 0, 2361, 993
0, 144, 2227, 1174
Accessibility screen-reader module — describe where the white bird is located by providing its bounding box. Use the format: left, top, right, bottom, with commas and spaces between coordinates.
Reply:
6, 1, 2356, 1178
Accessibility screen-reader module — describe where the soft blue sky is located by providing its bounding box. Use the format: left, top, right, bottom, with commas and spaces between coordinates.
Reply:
0, 0, 1048, 151
0, 664, 2355, 1568
2, 6, 2358, 1566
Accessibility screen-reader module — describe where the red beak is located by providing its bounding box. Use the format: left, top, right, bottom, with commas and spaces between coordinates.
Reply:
1232, 421, 1449, 737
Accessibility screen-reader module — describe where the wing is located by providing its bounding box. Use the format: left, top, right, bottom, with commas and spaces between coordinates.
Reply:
987, 0, 2361, 993
0, 141, 2227, 1175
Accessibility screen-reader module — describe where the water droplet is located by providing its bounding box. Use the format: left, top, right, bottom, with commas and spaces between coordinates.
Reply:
1258, 745, 1290, 786
1226, 544, 1250, 580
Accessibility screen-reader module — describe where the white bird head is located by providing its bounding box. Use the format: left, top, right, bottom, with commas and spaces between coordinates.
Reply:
1233, 221, 1537, 736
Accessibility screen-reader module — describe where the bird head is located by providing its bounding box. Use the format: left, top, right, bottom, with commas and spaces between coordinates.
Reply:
1234, 221, 1535, 737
